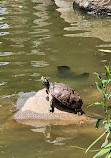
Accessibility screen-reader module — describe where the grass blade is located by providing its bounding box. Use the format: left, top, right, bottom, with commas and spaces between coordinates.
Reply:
71, 146, 101, 152
85, 129, 108, 153
98, 49, 111, 53
87, 102, 104, 108
94, 72, 102, 80
93, 148, 110, 158
105, 152, 111, 158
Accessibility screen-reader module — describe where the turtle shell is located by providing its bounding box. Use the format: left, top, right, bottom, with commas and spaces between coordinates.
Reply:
49, 82, 83, 110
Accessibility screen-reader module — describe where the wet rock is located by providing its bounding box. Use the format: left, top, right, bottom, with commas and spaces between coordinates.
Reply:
73, 0, 111, 15
14, 89, 95, 126
54, 0, 111, 42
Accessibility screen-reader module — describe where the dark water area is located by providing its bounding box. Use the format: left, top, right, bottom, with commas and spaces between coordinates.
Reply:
0, 0, 111, 157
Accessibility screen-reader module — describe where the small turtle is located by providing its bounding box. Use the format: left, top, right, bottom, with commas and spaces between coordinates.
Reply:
41, 76, 83, 115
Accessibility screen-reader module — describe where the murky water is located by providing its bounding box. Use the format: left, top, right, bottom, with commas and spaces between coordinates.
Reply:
0, 0, 111, 157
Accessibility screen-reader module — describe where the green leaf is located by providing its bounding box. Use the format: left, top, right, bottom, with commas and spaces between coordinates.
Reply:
85, 129, 108, 153
105, 65, 110, 80
95, 82, 104, 94
94, 72, 102, 80
105, 142, 111, 148
87, 102, 104, 108
102, 80, 107, 88
108, 106, 111, 110
93, 143, 111, 158
105, 152, 111, 158
101, 140, 108, 148
71, 146, 101, 152
96, 119, 102, 129
93, 148, 110, 158
105, 93, 111, 99
108, 78, 111, 83
104, 123, 111, 129
98, 49, 111, 53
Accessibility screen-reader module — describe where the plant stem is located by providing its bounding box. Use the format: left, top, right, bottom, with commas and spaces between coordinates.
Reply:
103, 80, 110, 124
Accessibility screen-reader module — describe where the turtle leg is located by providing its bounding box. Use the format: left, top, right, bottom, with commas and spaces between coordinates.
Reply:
75, 109, 83, 115
77, 111, 82, 115
46, 89, 49, 94
49, 93, 54, 113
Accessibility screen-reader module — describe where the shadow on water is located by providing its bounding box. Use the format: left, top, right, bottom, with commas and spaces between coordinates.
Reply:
57, 65, 89, 80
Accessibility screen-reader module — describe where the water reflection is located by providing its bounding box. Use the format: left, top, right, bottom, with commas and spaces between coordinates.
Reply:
12, 72, 40, 77
31, 126, 77, 146
0, 119, 100, 158
31, 49, 46, 55
0, 1, 9, 41
0, 61, 9, 65
0, 3, 8, 15
0, 0, 54, 95
1, 0, 111, 157
0, 52, 12, 56
0, 82, 6, 86
0, 31, 9, 36
0, 23, 9, 29
31, 60, 49, 67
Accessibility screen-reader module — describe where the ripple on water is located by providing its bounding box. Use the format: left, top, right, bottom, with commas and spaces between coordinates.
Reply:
0, 1, 7, 5
0, 52, 12, 56
31, 50, 45, 55
30, 73, 40, 77
12, 62, 26, 66
29, 29, 49, 34
12, 73, 40, 77
0, 82, 6, 86
0, 7, 8, 15
0, 31, 9, 36
0, 23, 9, 29
0, 17, 5, 20
31, 61, 49, 68
0, 62, 9, 66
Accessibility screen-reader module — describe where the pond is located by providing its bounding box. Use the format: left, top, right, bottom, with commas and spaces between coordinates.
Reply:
0, 0, 111, 157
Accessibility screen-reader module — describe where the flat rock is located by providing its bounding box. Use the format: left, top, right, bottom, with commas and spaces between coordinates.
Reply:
14, 89, 95, 126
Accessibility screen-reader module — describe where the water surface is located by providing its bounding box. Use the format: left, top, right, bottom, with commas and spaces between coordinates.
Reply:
0, 0, 111, 157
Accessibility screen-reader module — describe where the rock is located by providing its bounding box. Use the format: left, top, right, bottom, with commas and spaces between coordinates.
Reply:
57, 65, 89, 80
14, 89, 95, 126
54, 0, 111, 42
73, 0, 111, 15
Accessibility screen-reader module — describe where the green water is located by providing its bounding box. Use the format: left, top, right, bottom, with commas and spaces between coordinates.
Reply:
0, 0, 111, 157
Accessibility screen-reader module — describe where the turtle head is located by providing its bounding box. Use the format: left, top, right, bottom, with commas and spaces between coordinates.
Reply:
41, 76, 50, 89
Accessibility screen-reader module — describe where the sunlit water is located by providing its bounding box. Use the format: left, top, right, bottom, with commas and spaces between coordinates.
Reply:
0, 0, 111, 157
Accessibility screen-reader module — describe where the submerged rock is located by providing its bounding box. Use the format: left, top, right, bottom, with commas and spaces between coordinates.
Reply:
14, 89, 95, 126
57, 65, 89, 80
73, 0, 111, 15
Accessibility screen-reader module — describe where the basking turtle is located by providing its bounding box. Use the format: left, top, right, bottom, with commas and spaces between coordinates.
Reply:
41, 76, 83, 115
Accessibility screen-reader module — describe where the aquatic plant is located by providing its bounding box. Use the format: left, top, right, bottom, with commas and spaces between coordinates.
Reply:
86, 65, 111, 158
72, 65, 111, 157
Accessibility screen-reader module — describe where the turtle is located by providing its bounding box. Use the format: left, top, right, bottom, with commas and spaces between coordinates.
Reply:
41, 76, 83, 115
